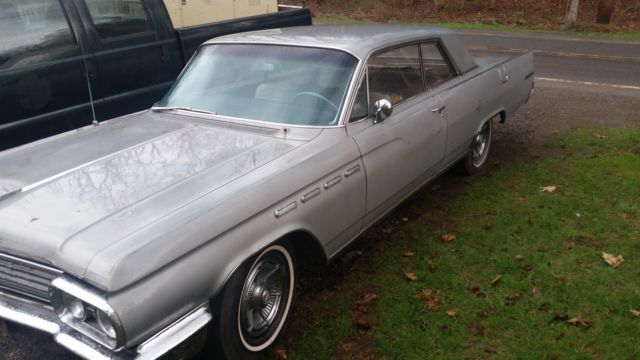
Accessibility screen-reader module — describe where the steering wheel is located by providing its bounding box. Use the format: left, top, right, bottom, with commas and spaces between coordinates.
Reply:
291, 91, 339, 113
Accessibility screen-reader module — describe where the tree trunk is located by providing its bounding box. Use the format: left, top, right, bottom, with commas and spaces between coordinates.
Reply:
565, 0, 580, 29
596, 0, 615, 24
489, 0, 497, 9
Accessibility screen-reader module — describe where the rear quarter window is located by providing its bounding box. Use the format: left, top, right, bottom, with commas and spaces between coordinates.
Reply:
0, 0, 75, 67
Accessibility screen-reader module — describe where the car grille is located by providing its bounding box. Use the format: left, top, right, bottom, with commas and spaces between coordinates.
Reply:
0, 252, 62, 304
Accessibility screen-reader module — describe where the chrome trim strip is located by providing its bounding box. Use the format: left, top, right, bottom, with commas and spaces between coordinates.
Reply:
0, 252, 63, 275
344, 164, 361, 178
300, 188, 321, 203
136, 304, 212, 360
324, 175, 342, 189
274, 201, 297, 218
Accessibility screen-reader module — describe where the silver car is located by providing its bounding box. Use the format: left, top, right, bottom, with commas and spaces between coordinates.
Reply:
0, 25, 534, 359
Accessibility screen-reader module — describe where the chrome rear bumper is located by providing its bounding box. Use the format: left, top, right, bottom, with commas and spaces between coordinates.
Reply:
0, 292, 212, 360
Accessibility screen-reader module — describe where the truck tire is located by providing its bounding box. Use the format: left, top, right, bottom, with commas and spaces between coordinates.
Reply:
455, 118, 492, 176
209, 243, 296, 359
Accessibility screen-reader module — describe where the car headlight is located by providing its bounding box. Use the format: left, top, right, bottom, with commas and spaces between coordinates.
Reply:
61, 293, 86, 321
51, 277, 125, 350
96, 309, 117, 339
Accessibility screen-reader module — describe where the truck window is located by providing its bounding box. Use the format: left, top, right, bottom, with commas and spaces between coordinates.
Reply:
421, 43, 454, 88
84, 0, 151, 39
0, 0, 75, 67
368, 45, 423, 107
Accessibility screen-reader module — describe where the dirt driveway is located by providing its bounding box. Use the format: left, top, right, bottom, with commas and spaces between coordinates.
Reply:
1, 80, 639, 360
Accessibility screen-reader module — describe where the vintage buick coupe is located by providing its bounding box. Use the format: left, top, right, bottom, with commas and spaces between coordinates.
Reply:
0, 25, 533, 359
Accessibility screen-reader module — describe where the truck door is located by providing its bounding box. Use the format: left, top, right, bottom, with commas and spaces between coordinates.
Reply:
73, 0, 182, 120
0, 0, 94, 150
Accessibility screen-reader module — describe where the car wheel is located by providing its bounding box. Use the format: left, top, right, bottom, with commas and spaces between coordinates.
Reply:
209, 243, 296, 359
455, 118, 492, 176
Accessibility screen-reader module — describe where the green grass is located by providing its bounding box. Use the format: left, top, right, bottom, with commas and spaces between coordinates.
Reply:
316, 17, 640, 41
278, 127, 640, 359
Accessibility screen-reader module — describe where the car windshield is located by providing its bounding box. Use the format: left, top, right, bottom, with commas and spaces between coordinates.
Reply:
157, 44, 359, 126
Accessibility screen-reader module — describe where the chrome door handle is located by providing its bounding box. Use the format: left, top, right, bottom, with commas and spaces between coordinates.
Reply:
431, 106, 446, 114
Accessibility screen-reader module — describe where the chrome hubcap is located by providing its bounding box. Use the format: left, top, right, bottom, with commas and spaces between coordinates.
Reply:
239, 253, 287, 339
472, 122, 491, 167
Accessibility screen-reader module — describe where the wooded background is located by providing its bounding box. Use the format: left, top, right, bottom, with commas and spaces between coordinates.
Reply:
299, 0, 640, 31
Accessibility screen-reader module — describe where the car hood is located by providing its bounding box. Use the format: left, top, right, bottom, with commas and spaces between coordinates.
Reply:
0, 112, 313, 283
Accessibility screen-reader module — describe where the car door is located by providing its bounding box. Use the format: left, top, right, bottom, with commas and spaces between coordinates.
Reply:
73, 0, 182, 120
0, 0, 94, 150
347, 44, 447, 226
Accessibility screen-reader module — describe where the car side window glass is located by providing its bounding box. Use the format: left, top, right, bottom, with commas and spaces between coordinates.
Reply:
0, 0, 75, 67
349, 75, 368, 122
421, 43, 454, 88
368, 44, 422, 108
84, 0, 151, 39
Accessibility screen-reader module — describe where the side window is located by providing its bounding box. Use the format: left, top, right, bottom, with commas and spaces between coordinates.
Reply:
0, 0, 75, 67
368, 45, 422, 107
85, 0, 151, 39
421, 43, 454, 88
349, 75, 368, 122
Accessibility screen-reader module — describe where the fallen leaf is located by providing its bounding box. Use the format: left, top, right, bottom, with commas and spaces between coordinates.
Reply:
477, 310, 488, 318
630, 310, 640, 318
441, 233, 456, 242
417, 288, 440, 311
484, 346, 498, 353
532, 286, 542, 298
404, 272, 418, 281
490, 274, 502, 286
358, 293, 378, 304
275, 348, 288, 360
484, 223, 493, 230
401, 217, 409, 222
353, 313, 378, 330
566, 317, 592, 328
446, 308, 458, 317
514, 254, 524, 261
344, 250, 363, 259
403, 251, 416, 257
505, 292, 523, 306
602, 252, 624, 268
540, 186, 557, 193
340, 341, 357, 352
596, 134, 608, 140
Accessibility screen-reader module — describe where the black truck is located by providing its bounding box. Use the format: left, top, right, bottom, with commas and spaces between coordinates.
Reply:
0, 0, 311, 150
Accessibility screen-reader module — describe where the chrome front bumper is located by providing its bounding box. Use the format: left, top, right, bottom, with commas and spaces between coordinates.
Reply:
0, 292, 212, 360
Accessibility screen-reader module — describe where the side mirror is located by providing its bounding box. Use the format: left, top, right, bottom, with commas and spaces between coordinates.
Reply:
373, 99, 393, 124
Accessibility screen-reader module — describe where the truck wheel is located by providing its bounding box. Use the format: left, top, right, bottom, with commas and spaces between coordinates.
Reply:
210, 243, 296, 359
455, 119, 492, 176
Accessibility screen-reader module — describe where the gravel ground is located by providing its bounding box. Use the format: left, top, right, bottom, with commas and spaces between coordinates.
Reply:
1, 81, 638, 360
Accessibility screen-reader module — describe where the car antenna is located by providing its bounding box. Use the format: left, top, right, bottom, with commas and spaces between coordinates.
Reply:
77, 37, 98, 126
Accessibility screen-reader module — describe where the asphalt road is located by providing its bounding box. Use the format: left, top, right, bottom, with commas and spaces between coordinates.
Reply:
1, 29, 639, 360
458, 29, 640, 88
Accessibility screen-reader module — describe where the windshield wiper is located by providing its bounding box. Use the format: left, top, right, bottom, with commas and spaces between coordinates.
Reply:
151, 106, 217, 115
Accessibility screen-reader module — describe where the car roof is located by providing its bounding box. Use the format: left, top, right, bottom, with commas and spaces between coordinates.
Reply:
206, 24, 456, 59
